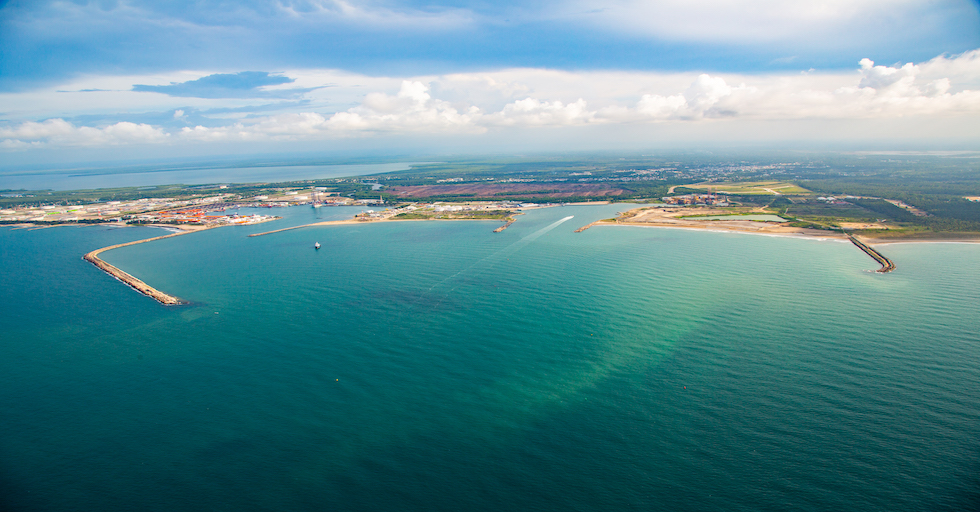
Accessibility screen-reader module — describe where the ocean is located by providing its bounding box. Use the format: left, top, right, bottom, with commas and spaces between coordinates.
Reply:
1, 204, 978, 511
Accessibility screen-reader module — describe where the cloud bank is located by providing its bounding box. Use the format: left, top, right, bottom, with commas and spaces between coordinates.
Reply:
0, 119, 168, 148
2, 50, 979, 149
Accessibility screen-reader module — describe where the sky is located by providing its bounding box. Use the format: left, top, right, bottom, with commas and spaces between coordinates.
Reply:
1, 0, 979, 165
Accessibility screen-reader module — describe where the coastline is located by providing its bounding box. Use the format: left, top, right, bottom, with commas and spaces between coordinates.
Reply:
248, 218, 363, 237
589, 206, 980, 244
248, 215, 515, 237
859, 235, 980, 245
58, 203, 980, 306
583, 206, 905, 271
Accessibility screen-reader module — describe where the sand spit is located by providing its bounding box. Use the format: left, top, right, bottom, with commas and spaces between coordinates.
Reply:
248, 218, 378, 237
250, 214, 520, 237
83, 230, 198, 305
576, 206, 845, 239
577, 206, 906, 271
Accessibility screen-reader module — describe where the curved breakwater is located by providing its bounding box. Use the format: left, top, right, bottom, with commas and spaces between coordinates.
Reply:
83, 231, 192, 305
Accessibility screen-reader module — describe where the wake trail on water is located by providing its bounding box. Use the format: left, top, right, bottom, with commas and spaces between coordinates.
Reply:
414, 215, 575, 305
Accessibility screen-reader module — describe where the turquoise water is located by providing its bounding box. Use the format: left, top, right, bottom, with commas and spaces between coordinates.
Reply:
1, 205, 979, 511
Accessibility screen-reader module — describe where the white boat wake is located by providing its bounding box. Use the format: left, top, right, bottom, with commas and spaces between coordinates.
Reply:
417, 215, 575, 303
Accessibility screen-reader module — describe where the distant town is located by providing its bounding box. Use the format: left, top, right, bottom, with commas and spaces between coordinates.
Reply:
0, 186, 542, 228
2, 153, 978, 237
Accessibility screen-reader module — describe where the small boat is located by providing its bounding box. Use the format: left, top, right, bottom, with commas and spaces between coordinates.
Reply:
314, 242, 321, 250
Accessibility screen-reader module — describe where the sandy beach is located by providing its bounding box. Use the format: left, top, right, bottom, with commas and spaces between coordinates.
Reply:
248, 214, 517, 237
586, 206, 980, 244
582, 206, 847, 240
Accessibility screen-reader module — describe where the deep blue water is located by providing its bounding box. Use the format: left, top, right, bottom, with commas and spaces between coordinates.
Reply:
1, 205, 978, 511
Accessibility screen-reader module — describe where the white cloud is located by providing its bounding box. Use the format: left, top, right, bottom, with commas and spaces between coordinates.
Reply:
635, 94, 687, 118
3, 49, 979, 150
0, 139, 35, 150
324, 81, 483, 132
915, 49, 980, 90
180, 81, 483, 140
180, 112, 330, 141
485, 98, 594, 126
0, 119, 169, 147
621, 52, 980, 122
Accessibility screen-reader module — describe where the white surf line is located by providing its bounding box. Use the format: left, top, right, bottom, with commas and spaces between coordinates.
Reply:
417, 215, 575, 303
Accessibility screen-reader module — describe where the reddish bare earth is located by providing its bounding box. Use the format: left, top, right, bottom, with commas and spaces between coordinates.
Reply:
390, 183, 627, 198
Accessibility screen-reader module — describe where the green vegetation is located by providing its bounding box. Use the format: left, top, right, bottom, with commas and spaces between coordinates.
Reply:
683, 181, 809, 195
392, 210, 512, 221
4, 151, 979, 236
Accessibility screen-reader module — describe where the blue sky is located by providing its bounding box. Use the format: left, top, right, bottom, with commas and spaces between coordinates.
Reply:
1, 0, 979, 163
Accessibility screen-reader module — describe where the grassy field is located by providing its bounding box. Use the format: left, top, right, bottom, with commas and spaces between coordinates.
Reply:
683, 181, 810, 195
392, 210, 513, 221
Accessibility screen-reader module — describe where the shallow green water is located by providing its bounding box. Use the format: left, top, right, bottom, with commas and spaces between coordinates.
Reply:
1, 205, 978, 511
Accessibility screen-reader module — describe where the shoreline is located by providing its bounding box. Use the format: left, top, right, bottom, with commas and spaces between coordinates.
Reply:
605, 220, 980, 244
589, 220, 850, 241
587, 205, 980, 245
249, 215, 515, 237
587, 220, 901, 270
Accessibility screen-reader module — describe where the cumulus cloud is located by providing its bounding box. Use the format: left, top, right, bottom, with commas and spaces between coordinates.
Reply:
484, 98, 594, 126
623, 52, 980, 122
4, 50, 980, 149
824, 54, 980, 116
327, 81, 483, 132
180, 113, 330, 141
0, 119, 169, 147
178, 81, 484, 141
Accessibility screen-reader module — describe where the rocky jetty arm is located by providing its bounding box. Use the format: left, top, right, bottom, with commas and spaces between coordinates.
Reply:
83, 232, 190, 305
848, 234, 896, 273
